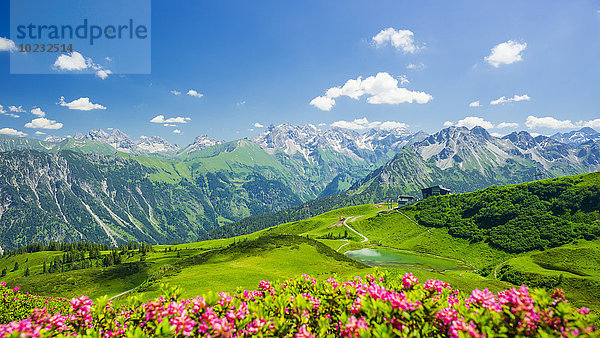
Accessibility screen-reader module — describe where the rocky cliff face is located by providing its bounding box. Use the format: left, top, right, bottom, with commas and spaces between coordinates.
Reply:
0, 150, 302, 250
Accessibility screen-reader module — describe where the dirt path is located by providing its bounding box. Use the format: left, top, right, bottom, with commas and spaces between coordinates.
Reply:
110, 287, 136, 300
397, 210, 432, 234
344, 216, 368, 243
494, 258, 513, 279
336, 241, 350, 252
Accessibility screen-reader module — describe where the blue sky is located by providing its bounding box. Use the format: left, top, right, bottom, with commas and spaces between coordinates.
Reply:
1, 0, 599, 144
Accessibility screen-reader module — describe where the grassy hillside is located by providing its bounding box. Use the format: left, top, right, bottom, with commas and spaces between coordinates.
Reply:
215, 171, 600, 309
134, 235, 367, 301
2, 171, 599, 312
406, 171, 600, 253
0, 235, 368, 302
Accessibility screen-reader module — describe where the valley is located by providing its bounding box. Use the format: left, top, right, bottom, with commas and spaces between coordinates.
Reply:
1, 126, 600, 331
1, 170, 599, 338
3, 171, 599, 312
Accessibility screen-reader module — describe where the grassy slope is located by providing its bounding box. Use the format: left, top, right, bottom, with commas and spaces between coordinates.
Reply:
244, 204, 514, 294
137, 236, 368, 301
250, 194, 600, 309
132, 140, 316, 202
500, 239, 600, 310
0, 251, 154, 299
0, 205, 511, 304
2, 172, 599, 310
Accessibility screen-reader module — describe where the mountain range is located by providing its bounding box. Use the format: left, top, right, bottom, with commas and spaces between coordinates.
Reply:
0, 124, 599, 250
346, 126, 600, 202
550, 127, 600, 145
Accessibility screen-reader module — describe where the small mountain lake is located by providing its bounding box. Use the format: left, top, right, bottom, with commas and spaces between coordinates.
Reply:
345, 248, 470, 272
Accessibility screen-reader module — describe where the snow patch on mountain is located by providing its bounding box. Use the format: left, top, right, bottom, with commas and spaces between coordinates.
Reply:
251, 123, 421, 164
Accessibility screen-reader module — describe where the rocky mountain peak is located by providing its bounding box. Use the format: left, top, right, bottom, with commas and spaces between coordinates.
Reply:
551, 127, 600, 145
136, 136, 179, 154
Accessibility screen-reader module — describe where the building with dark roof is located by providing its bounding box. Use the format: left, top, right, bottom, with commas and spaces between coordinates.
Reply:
421, 185, 451, 199
397, 195, 416, 207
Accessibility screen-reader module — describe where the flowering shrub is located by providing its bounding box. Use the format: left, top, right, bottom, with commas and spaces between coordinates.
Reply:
0, 282, 70, 325
0, 273, 597, 337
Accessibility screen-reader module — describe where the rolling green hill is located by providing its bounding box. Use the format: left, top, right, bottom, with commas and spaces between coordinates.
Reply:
201, 171, 600, 310
406, 171, 600, 253
3, 169, 600, 311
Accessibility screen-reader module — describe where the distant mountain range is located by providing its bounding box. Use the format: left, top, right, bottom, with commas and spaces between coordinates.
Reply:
0, 124, 598, 250
346, 126, 600, 202
550, 127, 600, 145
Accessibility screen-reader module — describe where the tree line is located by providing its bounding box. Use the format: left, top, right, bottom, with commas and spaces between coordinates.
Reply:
1, 241, 154, 277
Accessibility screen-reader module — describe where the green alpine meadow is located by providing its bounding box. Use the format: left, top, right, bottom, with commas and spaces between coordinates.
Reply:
2, 1, 600, 336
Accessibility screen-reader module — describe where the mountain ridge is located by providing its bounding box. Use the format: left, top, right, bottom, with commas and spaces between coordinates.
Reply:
2, 125, 600, 248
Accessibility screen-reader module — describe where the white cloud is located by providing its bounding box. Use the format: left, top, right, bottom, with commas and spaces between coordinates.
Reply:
53, 52, 89, 71
9, 106, 25, 113
490, 94, 531, 105
0, 37, 17, 51
35, 131, 46, 135
331, 117, 408, 131
490, 97, 507, 105
150, 115, 191, 124
317, 123, 327, 127
0, 128, 27, 137
0, 37, 16, 52
372, 28, 422, 53
582, 119, 600, 129
254, 122, 265, 128
490, 132, 504, 138
170, 90, 181, 96
311, 72, 432, 111
25, 117, 63, 130
0, 105, 20, 118
485, 40, 527, 67
525, 116, 575, 129
31, 108, 45, 117
445, 117, 517, 130
513, 94, 531, 102
469, 101, 481, 108
53, 52, 111, 79
406, 62, 425, 70
248, 128, 255, 132
59, 96, 106, 111
397, 75, 409, 85
456, 116, 494, 129
163, 123, 176, 127
497, 122, 519, 129
237, 100, 246, 106
149, 115, 164, 123
173, 129, 182, 134
310, 96, 336, 111
187, 90, 203, 98
95, 69, 112, 80
379, 121, 410, 130
525, 116, 600, 130
105, 57, 113, 62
